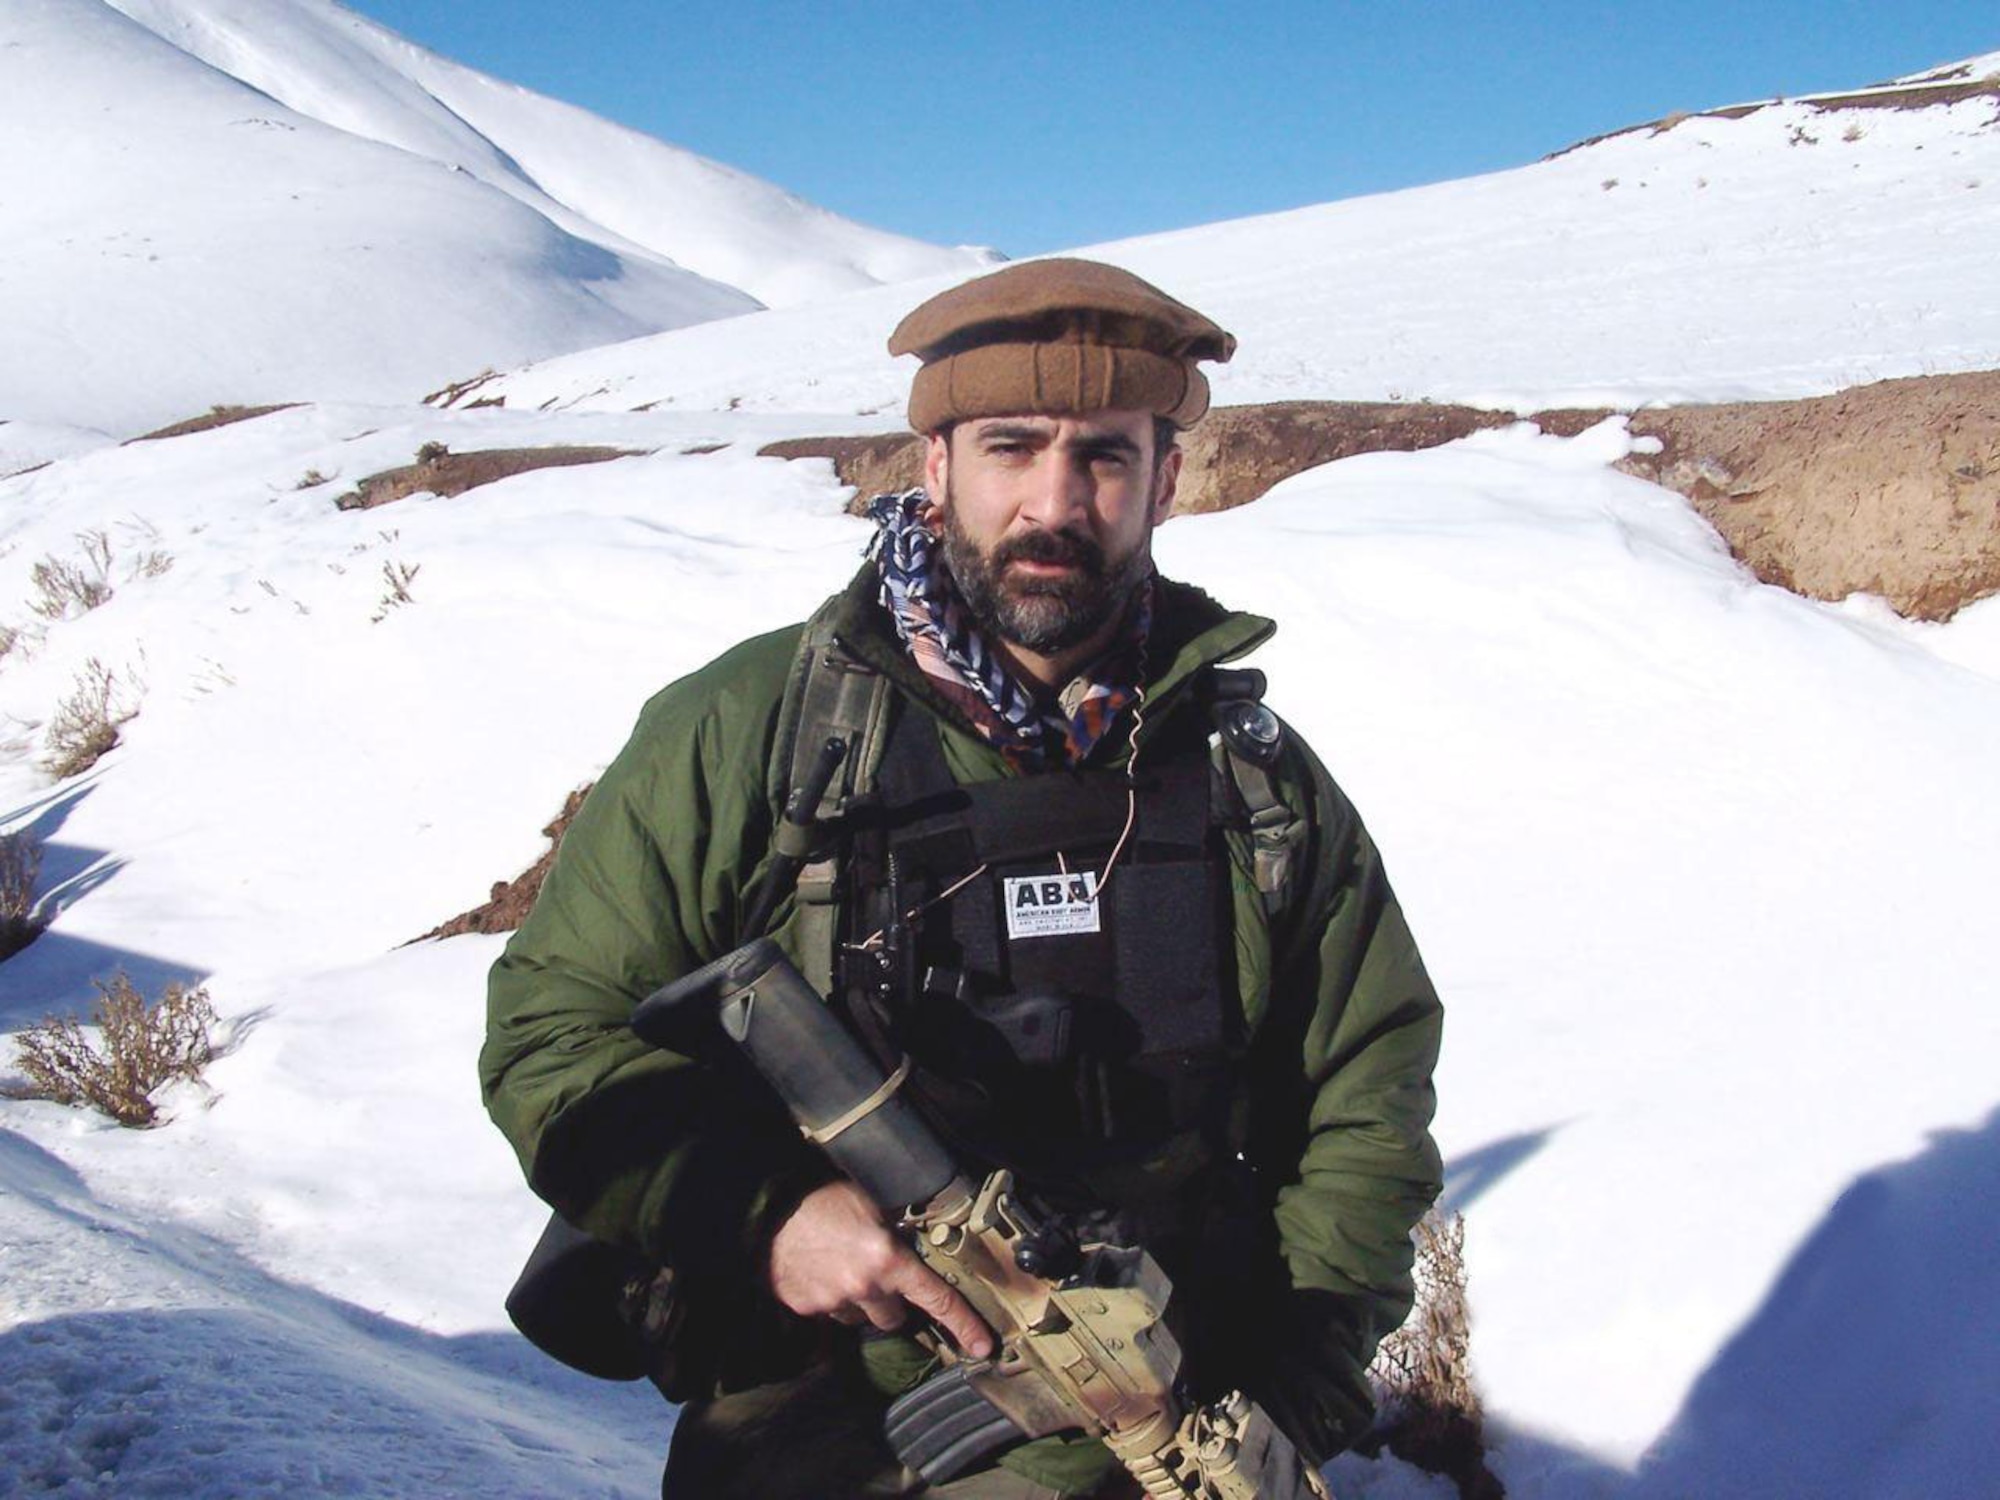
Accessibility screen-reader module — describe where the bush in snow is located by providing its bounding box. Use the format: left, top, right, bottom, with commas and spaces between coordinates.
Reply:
11, 972, 217, 1127
0, 830, 47, 960
1368, 1208, 1502, 1498
371, 559, 421, 622
127, 548, 174, 581
0, 836, 48, 964
28, 529, 116, 620
42, 658, 136, 779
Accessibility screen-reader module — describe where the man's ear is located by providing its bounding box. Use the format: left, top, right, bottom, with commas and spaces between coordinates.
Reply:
1150, 442, 1183, 525
923, 431, 951, 509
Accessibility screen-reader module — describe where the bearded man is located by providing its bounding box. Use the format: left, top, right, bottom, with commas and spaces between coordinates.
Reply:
482, 259, 1444, 1498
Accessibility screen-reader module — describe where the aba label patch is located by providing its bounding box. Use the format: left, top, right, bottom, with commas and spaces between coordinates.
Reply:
1003, 871, 1102, 940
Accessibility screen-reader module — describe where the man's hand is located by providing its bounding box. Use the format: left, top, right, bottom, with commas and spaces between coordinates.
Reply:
767, 1180, 995, 1359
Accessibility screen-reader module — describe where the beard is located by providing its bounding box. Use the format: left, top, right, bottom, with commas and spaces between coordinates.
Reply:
939, 489, 1154, 656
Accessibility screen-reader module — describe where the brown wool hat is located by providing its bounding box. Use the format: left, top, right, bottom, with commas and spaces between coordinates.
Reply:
888, 258, 1236, 434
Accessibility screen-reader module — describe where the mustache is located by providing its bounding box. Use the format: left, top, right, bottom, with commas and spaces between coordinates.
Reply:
992, 528, 1105, 577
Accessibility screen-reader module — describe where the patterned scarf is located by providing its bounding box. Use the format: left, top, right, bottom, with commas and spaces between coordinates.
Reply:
867, 489, 1150, 769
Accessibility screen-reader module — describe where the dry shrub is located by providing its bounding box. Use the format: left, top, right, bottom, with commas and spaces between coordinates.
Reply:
43, 658, 136, 779
11, 972, 217, 1126
29, 530, 115, 620
1369, 1209, 1503, 1498
371, 558, 421, 622
0, 830, 46, 960
127, 549, 174, 581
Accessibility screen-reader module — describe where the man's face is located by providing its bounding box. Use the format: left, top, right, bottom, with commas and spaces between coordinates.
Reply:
924, 411, 1180, 658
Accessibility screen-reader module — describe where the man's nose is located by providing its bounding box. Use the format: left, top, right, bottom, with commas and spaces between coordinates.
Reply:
1017, 451, 1088, 528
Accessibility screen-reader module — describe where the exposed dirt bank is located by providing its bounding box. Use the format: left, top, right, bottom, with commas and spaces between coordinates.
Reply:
1617, 373, 2000, 621
761, 372, 2000, 621
419, 787, 588, 942
335, 444, 645, 511
126, 404, 301, 443
1553, 65, 2000, 156
436, 370, 1999, 936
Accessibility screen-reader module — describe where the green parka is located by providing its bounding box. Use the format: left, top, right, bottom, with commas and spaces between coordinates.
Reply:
481, 565, 1443, 1490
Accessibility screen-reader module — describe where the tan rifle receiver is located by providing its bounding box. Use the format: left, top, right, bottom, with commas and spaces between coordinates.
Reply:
894, 1168, 1329, 1498
631, 938, 1332, 1498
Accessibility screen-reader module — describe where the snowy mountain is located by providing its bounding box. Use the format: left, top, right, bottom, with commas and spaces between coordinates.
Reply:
463, 59, 2000, 420
0, 0, 993, 437
2, 43, 1999, 1500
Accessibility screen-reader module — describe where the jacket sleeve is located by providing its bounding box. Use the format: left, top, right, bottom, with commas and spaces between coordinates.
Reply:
478, 637, 833, 1291
1242, 734, 1445, 1463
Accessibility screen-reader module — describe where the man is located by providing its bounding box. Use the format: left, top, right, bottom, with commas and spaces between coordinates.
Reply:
481, 259, 1443, 1498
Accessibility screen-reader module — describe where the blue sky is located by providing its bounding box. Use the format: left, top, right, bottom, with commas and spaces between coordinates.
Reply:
345, 1, 1996, 255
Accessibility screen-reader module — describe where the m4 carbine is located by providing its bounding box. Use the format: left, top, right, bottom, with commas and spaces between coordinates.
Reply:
631, 937, 1331, 1500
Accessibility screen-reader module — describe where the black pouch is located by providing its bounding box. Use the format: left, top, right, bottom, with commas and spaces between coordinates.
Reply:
505, 1212, 653, 1382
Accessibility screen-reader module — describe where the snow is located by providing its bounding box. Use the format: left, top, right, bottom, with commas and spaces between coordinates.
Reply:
475, 88, 2000, 421
4, 18, 1999, 1500
1171, 421, 2000, 1491
0, 0, 991, 439
1895, 50, 2000, 85
100, 0, 997, 308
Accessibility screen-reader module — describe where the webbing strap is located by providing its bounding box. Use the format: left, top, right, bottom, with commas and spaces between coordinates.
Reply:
1239, 756, 1304, 913
1214, 743, 1305, 917
780, 607, 894, 993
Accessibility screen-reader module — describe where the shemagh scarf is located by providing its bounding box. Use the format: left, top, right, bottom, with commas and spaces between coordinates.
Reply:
866, 490, 1150, 769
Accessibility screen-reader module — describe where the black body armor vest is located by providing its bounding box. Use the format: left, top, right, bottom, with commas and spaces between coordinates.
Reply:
837, 701, 1244, 1191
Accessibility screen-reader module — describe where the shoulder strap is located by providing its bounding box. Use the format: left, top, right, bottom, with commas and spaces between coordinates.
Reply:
1207, 668, 1307, 916
770, 596, 896, 993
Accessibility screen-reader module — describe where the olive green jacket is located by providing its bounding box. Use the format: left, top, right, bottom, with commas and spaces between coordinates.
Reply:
481, 566, 1444, 1484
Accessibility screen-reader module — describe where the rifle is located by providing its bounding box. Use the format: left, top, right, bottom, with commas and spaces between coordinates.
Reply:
631, 934, 1332, 1499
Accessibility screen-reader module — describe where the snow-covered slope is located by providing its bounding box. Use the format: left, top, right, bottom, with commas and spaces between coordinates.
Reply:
468, 67, 2000, 419
0, 0, 991, 437
1894, 49, 2000, 85
4, 43, 2000, 1500
3, 397, 1996, 1499
100, 0, 995, 306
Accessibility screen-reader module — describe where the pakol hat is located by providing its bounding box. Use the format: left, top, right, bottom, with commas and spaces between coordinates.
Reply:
888, 258, 1236, 434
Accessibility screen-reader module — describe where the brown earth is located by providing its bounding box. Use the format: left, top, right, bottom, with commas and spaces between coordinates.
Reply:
760, 432, 928, 501
761, 372, 2000, 622
1618, 373, 2000, 621
419, 786, 589, 941
1554, 67, 2000, 156
422, 370, 504, 408
126, 404, 302, 443
757, 403, 1534, 516
335, 444, 647, 511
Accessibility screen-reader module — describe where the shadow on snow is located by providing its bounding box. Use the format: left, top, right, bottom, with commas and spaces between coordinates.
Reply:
1626, 1105, 2000, 1499
1442, 1127, 1558, 1216
4, 1106, 1995, 1496
1467, 1106, 2000, 1498
0, 1124, 664, 1499
1, 783, 206, 1027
